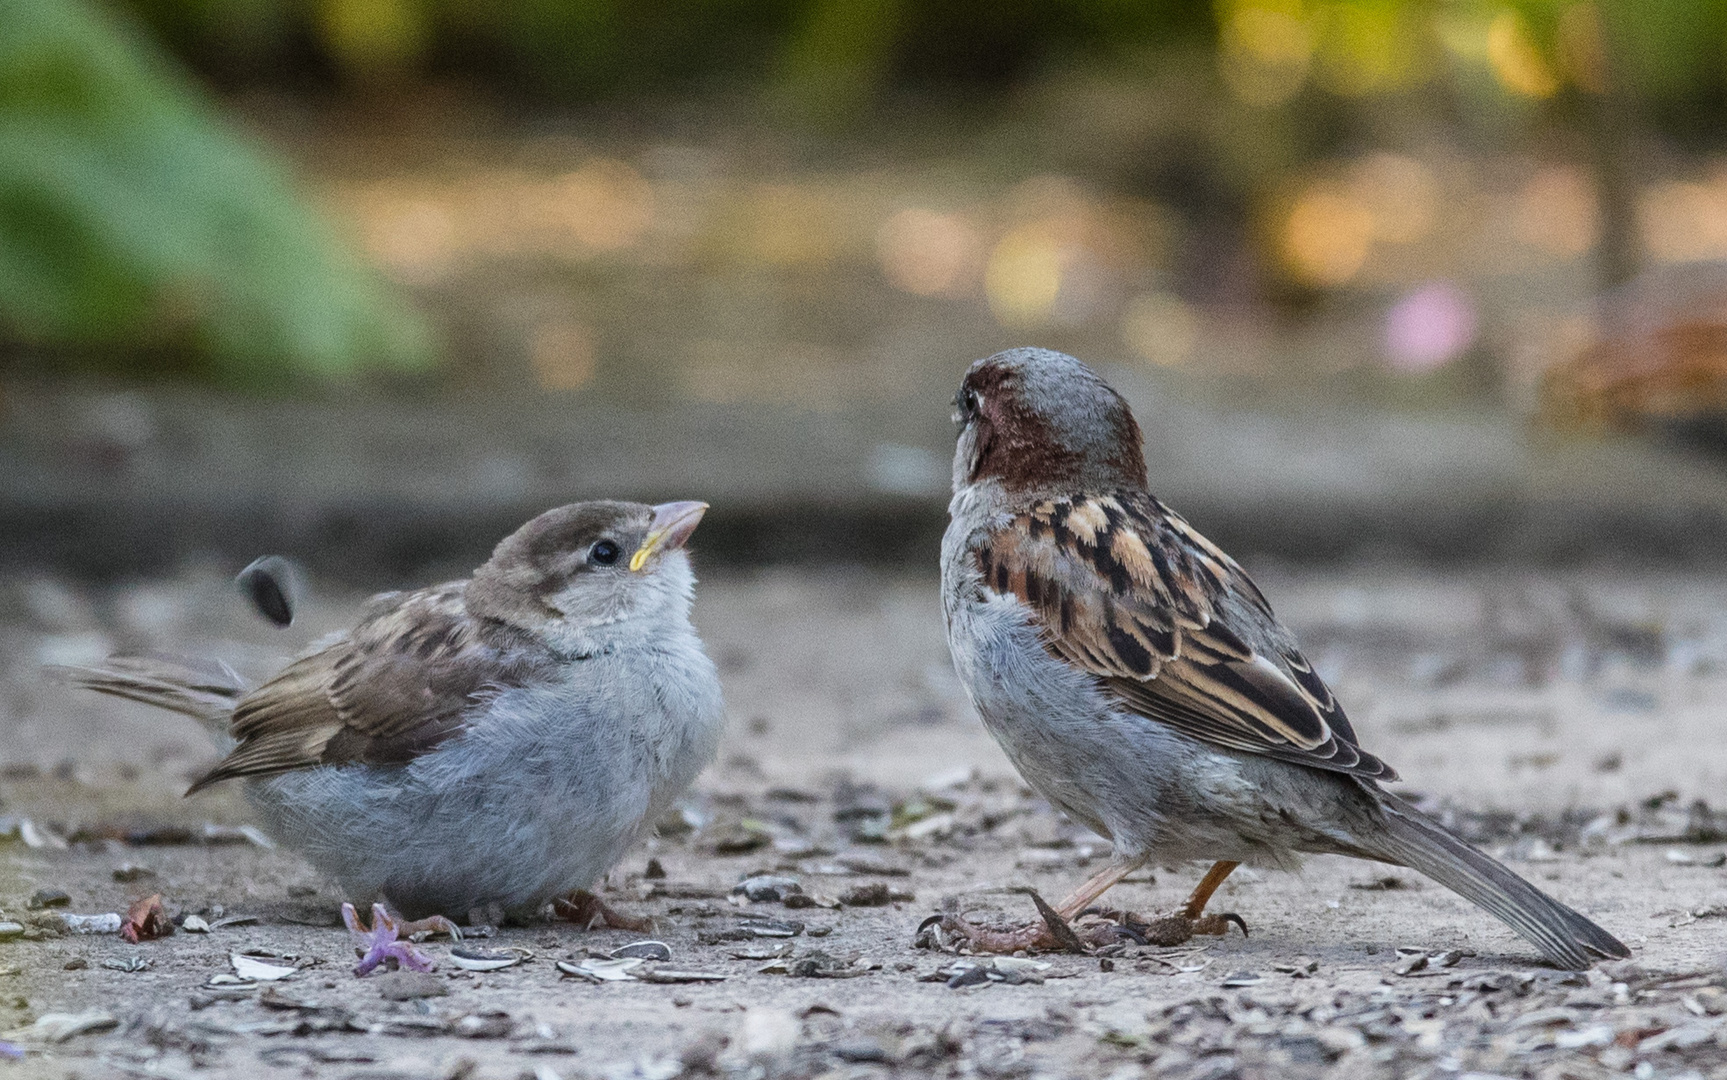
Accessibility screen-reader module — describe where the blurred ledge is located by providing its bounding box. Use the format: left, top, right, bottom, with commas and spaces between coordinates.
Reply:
4, 379, 1727, 583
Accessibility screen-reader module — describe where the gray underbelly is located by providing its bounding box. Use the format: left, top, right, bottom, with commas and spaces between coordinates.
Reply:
247, 759, 650, 918
952, 595, 1377, 867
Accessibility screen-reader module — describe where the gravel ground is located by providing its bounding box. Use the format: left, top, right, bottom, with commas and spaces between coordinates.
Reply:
1, 561, 1725, 1079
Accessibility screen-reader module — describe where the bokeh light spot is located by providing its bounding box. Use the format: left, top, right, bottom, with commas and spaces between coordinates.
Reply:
876, 208, 982, 296
1384, 282, 1478, 372
1352, 153, 1438, 245
1314, 2, 1421, 97
530, 319, 597, 392
1219, 1, 1315, 107
316, 0, 428, 76
1514, 166, 1599, 258
1640, 176, 1727, 264
1282, 183, 1374, 286
552, 160, 655, 252
1121, 293, 1198, 367
986, 226, 1069, 326
360, 196, 455, 283
1487, 10, 1559, 98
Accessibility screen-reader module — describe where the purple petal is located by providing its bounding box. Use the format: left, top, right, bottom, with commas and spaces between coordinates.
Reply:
347, 903, 400, 977
353, 936, 391, 976
345, 902, 435, 976
340, 902, 366, 935
385, 940, 435, 972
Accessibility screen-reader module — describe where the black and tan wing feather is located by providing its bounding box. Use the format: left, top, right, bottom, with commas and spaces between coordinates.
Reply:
189, 583, 552, 792
975, 492, 1394, 781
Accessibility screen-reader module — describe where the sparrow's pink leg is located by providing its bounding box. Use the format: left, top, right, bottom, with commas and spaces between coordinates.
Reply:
936, 857, 1147, 954
936, 857, 1248, 953
553, 889, 654, 932
1052, 857, 1147, 919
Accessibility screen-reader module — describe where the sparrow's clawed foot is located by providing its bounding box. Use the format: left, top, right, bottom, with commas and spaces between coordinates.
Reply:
925, 858, 1252, 955
553, 889, 654, 932
1079, 905, 1249, 947
1113, 858, 1250, 946
396, 914, 463, 940
923, 892, 1111, 955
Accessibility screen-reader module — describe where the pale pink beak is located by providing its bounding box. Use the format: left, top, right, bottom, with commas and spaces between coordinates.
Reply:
629, 501, 709, 571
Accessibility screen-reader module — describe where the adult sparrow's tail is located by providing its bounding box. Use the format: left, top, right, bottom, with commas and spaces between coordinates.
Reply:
1372, 793, 1630, 970
48, 653, 244, 740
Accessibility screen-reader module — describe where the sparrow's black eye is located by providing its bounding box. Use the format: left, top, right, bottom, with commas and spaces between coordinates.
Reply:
589, 540, 621, 566
954, 387, 980, 425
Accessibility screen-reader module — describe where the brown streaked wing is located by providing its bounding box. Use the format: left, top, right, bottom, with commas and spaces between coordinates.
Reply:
190, 584, 552, 792
974, 491, 1395, 782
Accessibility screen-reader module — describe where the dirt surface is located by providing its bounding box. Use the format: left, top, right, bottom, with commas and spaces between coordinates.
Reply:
1, 562, 1726, 1079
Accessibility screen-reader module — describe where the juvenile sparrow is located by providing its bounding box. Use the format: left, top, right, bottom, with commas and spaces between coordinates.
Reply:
938, 348, 1628, 969
58, 500, 725, 931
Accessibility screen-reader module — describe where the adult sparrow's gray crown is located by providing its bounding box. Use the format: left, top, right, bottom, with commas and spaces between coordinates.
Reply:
938, 347, 1628, 969
58, 500, 724, 930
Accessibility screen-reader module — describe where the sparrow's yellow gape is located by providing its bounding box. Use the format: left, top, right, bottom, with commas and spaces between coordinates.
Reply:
630, 501, 710, 571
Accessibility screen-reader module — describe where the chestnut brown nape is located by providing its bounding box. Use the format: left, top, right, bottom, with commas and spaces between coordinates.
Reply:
961, 348, 1147, 492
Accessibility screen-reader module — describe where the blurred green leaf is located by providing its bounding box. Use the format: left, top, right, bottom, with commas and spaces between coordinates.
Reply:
0, 0, 434, 382
776, 0, 906, 121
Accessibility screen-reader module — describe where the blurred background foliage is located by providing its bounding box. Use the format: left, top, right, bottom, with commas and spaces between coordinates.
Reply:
105, 0, 1727, 120
0, 0, 433, 383
6, 0, 1727, 396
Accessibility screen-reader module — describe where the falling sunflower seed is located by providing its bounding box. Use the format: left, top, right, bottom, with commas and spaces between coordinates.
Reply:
450, 947, 528, 972
610, 941, 673, 961
237, 556, 301, 627
556, 957, 642, 983
231, 954, 298, 981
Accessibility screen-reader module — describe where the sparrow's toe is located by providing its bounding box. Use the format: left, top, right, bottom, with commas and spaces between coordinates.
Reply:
396, 914, 462, 941
1136, 909, 1250, 947
918, 891, 1083, 954
932, 914, 1058, 954
553, 890, 654, 932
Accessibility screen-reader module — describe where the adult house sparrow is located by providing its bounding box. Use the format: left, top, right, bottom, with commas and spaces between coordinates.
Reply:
57, 500, 724, 933
937, 348, 1628, 969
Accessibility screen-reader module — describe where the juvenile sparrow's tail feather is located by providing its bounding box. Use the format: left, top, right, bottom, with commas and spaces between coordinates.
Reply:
48, 654, 245, 737
1373, 793, 1629, 970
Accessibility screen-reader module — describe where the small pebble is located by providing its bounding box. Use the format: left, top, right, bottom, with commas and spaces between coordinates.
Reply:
26, 890, 69, 910
62, 959, 87, 971
839, 883, 892, 907
454, 1012, 512, 1038
111, 865, 155, 883
832, 1038, 890, 1063
376, 971, 448, 1000
733, 875, 802, 903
